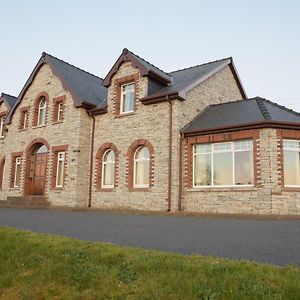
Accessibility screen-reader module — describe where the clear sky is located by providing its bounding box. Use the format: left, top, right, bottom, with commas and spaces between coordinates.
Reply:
1, 0, 300, 111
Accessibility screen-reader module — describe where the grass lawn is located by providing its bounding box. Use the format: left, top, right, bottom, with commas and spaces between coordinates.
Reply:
0, 227, 299, 300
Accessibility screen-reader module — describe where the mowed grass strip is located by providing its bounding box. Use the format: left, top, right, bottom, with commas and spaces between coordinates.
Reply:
0, 227, 299, 300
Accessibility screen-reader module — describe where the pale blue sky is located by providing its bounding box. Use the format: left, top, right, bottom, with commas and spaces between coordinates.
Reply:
1, 0, 300, 111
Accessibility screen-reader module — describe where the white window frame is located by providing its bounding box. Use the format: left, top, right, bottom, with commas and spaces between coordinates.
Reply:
133, 146, 150, 188
120, 82, 135, 114
101, 149, 115, 189
0, 116, 5, 138
14, 157, 22, 188
37, 97, 47, 126
56, 151, 65, 188
23, 110, 29, 129
57, 102, 63, 122
283, 139, 300, 188
193, 140, 254, 188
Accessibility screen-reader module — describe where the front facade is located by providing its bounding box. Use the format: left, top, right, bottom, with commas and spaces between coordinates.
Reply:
1, 49, 299, 215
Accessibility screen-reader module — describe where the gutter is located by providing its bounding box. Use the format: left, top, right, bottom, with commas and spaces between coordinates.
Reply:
141, 92, 185, 105
182, 120, 300, 137
167, 97, 173, 211
87, 113, 96, 207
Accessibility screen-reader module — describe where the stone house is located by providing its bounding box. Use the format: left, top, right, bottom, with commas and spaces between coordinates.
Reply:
0, 48, 299, 215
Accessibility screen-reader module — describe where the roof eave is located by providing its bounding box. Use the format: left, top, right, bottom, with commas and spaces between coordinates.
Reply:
88, 105, 108, 116
140, 92, 185, 105
182, 120, 300, 137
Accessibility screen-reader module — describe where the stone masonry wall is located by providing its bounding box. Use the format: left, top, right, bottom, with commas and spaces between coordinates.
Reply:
91, 61, 170, 211
171, 65, 245, 210
0, 64, 91, 207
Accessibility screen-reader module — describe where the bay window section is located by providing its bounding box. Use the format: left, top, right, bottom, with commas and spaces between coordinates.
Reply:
193, 140, 253, 187
283, 139, 300, 187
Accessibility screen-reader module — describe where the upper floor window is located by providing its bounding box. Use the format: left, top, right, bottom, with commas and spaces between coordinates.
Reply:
0, 158, 4, 189
193, 140, 254, 187
37, 97, 47, 126
57, 102, 63, 122
0, 116, 5, 138
19, 108, 29, 130
283, 139, 300, 187
134, 146, 150, 188
120, 83, 135, 114
102, 150, 115, 188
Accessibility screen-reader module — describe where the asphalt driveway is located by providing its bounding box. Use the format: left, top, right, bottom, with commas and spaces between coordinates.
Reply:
0, 207, 299, 266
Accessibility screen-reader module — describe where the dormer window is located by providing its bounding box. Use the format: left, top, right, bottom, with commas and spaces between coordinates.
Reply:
120, 83, 135, 114
37, 97, 47, 126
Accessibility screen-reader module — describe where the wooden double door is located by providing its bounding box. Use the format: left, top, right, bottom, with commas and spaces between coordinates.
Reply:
32, 152, 47, 195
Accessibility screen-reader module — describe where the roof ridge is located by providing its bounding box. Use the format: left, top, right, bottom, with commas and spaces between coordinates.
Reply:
169, 57, 232, 74
127, 49, 171, 78
1, 92, 17, 99
256, 97, 271, 120
261, 97, 300, 117
42, 52, 104, 81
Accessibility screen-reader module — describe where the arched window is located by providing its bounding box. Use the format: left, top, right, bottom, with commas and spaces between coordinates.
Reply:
37, 97, 47, 126
102, 150, 115, 188
134, 146, 150, 188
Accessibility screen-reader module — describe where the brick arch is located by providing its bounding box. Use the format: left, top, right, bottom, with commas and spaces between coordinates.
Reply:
0, 156, 5, 190
126, 139, 154, 189
24, 138, 50, 196
95, 143, 119, 190
32, 91, 50, 127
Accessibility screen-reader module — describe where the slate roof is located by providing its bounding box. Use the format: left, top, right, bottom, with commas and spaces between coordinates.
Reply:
0, 93, 17, 110
182, 97, 300, 134
6, 52, 108, 123
43, 53, 107, 108
146, 58, 232, 99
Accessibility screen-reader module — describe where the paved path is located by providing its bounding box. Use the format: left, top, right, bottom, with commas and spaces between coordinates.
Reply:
0, 207, 299, 266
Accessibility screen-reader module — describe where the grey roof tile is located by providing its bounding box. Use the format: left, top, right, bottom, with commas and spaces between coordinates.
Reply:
0, 93, 17, 110
182, 97, 300, 134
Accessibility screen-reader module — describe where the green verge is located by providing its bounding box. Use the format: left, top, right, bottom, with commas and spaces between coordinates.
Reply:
0, 227, 299, 300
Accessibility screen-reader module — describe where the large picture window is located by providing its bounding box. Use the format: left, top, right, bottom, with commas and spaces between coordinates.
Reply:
193, 140, 254, 187
102, 150, 115, 188
120, 83, 135, 114
134, 146, 150, 188
283, 139, 300, 187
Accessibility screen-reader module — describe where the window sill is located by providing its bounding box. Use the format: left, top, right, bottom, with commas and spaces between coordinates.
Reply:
282, 187, 300, 192
50, 187, 65, 191
96, 187, 115, 192
128, 187, 151, 192
187, 186, 257, 192
18, 128, 28, 132
115, 112, 135, 118
52, 121, 64, 125
33, 125, 46, 129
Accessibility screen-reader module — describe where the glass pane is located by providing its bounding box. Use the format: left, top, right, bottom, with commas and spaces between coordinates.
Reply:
213, 152, 233, 185
123, 93, 134, 112
57, 160, 63, 186
136, 147, 149, 160
15, 164, 21, 187
36, 145, 48, 154
214, 142, 232, 152
194, 144, 211, 154
194, 153, 211, 186
135, 160, 149, 185
284, 150, 300, 185
235, 150, 253, 185
234, 140, 253, 151
283, 140, 300, 150
103, 163, 114, 186
104, 150, 115, 163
